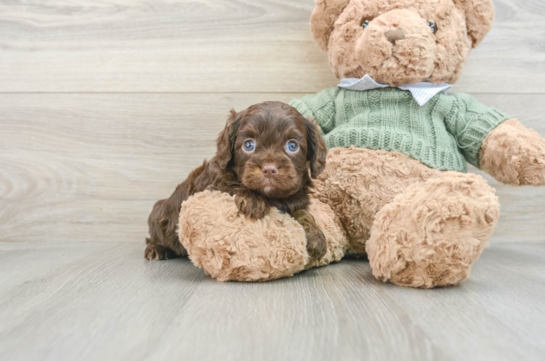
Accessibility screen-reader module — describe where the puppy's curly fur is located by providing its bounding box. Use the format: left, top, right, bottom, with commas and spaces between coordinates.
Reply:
145, 101, 328, 261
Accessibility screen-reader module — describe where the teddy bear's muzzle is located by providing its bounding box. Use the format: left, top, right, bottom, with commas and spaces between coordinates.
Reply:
355, 9, 437, 86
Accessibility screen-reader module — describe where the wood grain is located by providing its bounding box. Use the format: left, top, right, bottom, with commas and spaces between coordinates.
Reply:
0, 93, 544, 244
0, 0, 544, 93
0, 242, 544, 361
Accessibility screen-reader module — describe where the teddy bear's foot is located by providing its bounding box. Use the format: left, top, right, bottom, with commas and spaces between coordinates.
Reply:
366, 172, 500, 288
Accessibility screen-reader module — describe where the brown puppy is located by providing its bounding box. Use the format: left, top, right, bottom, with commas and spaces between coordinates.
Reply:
145, 101, 328, 262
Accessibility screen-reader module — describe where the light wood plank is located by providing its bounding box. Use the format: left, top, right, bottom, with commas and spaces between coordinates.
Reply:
0, 93, 544, 244
0, 0, 544, 93
0, 242, 544, 361
0, 242, 206, 361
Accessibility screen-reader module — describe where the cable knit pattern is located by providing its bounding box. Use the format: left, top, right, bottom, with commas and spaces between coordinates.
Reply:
290, 88, 509, 172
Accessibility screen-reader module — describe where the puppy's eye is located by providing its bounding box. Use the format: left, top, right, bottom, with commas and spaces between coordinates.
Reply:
285, 140, 299, 153
427, 21, 437, 34
362, 20, 370, 29
243, 139, 255, 153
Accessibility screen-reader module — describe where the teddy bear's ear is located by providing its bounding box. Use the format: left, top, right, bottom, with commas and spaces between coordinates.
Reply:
310, 0, 351, 51
453, 0, 494, 48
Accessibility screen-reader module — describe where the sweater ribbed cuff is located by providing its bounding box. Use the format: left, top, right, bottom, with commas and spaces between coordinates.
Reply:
458, 109, 509, 169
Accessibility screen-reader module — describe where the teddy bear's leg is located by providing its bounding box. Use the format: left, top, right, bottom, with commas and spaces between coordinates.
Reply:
314, 147, 439, 255
366, 172, 500, 288
178, 191, 348, 281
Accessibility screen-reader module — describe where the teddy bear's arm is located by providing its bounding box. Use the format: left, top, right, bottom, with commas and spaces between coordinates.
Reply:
480, 119, 545, 186
443, 93, 509, 169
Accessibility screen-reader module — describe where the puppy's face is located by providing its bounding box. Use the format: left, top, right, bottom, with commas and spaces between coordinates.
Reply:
216, 101, 327, 199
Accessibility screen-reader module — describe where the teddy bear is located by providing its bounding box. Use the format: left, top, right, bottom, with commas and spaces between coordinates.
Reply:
178, 0, 545, 288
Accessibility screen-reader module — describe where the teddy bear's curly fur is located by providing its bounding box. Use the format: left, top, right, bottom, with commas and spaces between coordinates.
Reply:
177, 0, 545, 288
179, 191, 348, 282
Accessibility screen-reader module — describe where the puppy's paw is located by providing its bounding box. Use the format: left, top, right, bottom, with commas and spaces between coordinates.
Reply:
235, 193, 271, 220
144, 244, 176, 261
306, 229, 327, 260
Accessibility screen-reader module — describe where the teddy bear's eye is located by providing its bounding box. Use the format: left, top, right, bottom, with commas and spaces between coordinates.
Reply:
362, 20, 370, 29
427, 21, 437, 34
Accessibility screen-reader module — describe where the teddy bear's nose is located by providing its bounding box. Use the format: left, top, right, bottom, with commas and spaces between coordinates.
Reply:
385, 28, 405, 44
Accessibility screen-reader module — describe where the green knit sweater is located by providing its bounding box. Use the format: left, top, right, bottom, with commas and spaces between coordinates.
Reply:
290, 87, 509, 172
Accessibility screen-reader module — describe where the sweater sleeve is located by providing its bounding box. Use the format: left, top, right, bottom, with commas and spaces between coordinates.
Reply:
289, 87, 339, 135
443, 93, 509, 169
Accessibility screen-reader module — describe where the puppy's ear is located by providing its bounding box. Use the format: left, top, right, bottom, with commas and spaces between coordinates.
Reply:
215, 109, 242, 170
310, 0, 350, 51
304, 116, 327, 178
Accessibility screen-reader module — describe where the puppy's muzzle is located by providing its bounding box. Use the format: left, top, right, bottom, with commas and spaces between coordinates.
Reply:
262, 164, 279, 179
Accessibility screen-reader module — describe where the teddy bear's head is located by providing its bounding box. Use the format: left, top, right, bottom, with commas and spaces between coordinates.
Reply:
311, 0, 494, 86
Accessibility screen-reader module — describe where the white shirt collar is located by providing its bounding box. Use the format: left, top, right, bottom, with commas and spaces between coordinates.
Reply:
338, 75, 453, 106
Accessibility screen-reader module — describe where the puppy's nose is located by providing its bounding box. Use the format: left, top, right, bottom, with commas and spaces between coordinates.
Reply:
385, 28, 405, 44
262, 164, 278, 178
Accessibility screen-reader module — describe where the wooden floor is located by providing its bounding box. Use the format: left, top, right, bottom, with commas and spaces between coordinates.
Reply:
1, 0, 545, 360
0, 242, 544, 361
